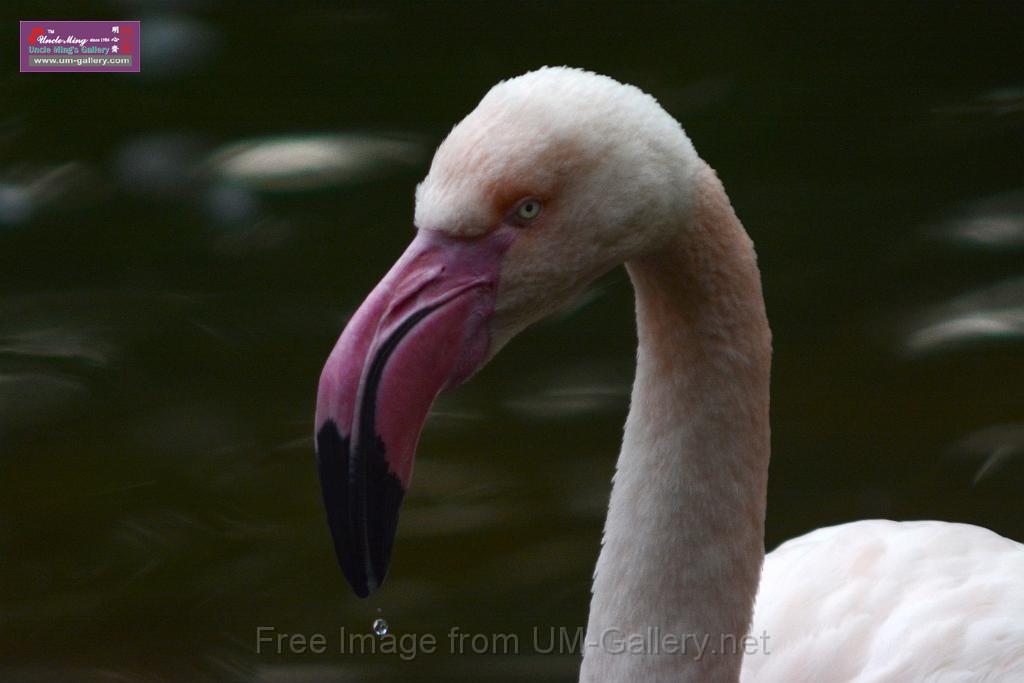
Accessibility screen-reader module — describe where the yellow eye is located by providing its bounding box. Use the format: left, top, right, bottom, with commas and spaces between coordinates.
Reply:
516, 199, 542, 221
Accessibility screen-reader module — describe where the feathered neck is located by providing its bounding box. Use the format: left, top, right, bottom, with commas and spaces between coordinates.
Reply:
580, 163, 772, 683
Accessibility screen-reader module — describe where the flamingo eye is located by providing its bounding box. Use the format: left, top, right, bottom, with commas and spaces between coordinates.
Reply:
516, 199, 542, 221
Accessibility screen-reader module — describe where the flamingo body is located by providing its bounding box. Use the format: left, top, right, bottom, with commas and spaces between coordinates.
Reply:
747, 520, 1024, 682
315, 67, 1024, 682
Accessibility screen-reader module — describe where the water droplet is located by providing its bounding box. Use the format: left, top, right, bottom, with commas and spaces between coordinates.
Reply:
372, 618, 388, 637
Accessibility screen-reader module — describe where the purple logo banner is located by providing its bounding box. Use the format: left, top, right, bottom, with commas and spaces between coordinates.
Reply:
20, 20, 140, 73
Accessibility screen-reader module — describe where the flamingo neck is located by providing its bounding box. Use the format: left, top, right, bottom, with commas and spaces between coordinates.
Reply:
580, 164, 772, 683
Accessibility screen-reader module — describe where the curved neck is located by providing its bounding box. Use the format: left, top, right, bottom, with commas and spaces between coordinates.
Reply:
580, 164, 772, 683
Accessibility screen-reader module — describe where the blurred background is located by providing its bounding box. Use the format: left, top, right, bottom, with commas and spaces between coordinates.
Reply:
2, 1, 1022, 681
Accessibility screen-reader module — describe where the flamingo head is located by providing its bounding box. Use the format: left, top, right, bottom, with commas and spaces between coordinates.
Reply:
315, 67, 701, 596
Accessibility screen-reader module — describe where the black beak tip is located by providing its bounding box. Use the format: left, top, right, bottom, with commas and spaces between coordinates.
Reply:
337, 535, 376, 599
316, 420, 406, 599
347, 568, 374, 599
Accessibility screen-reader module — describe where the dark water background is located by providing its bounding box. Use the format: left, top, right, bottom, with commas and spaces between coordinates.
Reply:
2, 2, 1022, 681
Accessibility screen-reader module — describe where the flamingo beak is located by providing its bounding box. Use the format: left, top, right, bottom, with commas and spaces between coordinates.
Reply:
315, 227, 512, 597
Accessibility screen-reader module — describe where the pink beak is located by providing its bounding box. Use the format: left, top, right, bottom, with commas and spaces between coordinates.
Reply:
315, 227, 513, 596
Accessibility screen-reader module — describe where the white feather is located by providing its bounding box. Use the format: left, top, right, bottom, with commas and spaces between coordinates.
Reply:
744, 520, 1024, 682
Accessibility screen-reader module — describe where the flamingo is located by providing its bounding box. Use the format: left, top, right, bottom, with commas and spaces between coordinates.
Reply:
314, 67, 1024, 682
